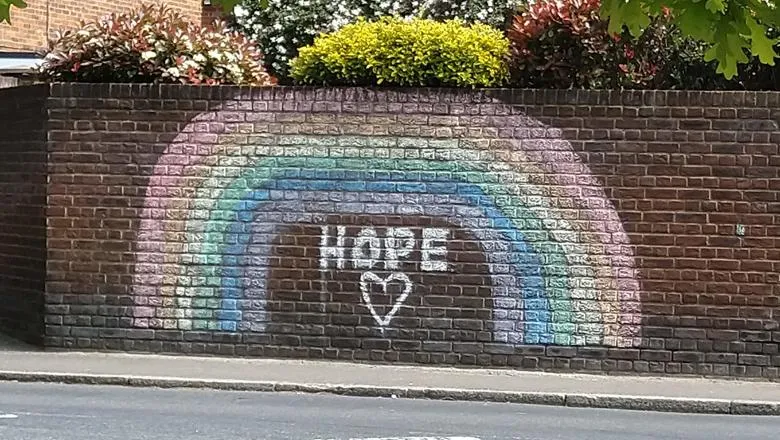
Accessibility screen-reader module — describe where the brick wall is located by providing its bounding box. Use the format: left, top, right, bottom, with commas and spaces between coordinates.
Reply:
201, 5, 224, 27
0, 85, 47, 344
0, 0, 204, 51
5, 84, 780, 378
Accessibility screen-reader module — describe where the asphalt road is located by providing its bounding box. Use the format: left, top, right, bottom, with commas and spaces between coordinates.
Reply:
0, 382, 778, 440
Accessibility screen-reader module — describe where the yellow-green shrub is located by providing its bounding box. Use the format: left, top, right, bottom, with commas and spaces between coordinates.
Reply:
289, 17, 510, 87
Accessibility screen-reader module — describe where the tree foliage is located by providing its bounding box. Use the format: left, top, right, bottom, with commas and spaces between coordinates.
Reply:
0, 0, 26, 24
601, 0, 780, 79
211, 0, 246, 12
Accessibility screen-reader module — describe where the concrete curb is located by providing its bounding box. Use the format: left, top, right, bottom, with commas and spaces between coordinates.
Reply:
0, 370, 778, 416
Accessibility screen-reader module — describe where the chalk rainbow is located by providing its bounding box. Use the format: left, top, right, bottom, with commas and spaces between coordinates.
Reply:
132, 111, 641, 348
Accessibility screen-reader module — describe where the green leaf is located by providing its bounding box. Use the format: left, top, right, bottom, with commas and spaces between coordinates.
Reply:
746, 16, 777, 65
676, 2, 717, 41
749, 0, 780, 26
704, 0, 726, 13
705, 25, 750, 78
601, 0, 652, 36
210, 0, 244, 13
0, 0, 26, 24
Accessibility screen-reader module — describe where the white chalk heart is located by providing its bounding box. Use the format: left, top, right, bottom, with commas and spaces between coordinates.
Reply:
359, 271, 413, 327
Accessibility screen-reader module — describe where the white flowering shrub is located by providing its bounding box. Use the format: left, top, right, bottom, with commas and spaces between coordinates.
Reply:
234, 0, 519, 78
40, 4, 275, 86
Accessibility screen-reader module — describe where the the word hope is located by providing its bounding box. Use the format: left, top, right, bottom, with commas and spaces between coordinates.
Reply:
319, 225, 449, 272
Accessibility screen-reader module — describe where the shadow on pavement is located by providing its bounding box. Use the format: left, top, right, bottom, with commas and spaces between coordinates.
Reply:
0, 333, 42, 352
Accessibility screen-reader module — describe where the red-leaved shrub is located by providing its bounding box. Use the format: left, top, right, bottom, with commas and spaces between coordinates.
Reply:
508, 0, 671, 89
40, 4, 275, 86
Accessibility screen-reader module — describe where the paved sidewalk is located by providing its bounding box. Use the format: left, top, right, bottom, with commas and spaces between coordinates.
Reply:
0, 336, 778, 415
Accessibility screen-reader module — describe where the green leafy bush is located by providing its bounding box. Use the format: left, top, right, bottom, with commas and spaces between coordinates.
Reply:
40, 4, 275, 85
289, 17, 510, 87
601, 0, 779, 80
233, 0, 520, 79
658, 28, 780, 91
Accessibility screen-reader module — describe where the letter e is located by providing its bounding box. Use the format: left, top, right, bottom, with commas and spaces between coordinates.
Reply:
421, 227, 449, 272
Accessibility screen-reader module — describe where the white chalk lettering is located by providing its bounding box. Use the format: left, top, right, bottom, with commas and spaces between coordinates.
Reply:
421, 227, 449, 272
319, 225, 451, 328
320, 225, 346, 269
352, 227, 382, 269
319, 225, 450, 273
383, 227, 415, 270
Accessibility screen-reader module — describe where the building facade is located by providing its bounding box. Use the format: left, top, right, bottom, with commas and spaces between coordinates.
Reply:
1, 0, 209, 51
